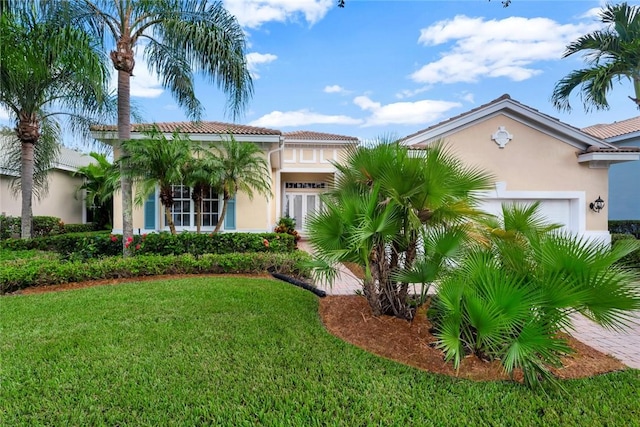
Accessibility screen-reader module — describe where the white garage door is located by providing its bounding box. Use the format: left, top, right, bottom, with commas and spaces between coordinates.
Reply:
478, 198, 575, 233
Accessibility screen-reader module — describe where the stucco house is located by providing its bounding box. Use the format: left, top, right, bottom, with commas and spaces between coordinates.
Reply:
400, 94, 640, 244
91, 123, 359, 234
93, 94, 639, 243
582, 116, 640, 221
0, 140, 94, 224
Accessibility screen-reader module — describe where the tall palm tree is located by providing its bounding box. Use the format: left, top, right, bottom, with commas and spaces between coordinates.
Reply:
210, 136, 271, 233
307, 139, 494, 319
62, 0, 253, 254
0, 5, 112, 238
120, 127, 193, 235
74, 152, 120, 229
552, 2, 640, 112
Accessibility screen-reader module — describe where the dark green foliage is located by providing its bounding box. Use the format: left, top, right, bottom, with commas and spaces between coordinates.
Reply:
430, 203, 640, 387
274, 216, 300, 241
62, 223, 101, 233
609, 220, 640, 238
612, 233, 640, 268
0, 231, 295, 259
0, 251, 311, 294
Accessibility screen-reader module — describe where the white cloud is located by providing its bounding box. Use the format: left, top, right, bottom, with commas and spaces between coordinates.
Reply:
395, 86, 431, 99
324, 85, 346, 94
223, 0, 334, 28
411, 15, 602, 85
354, 96, 461, 127
249, 109, 363, 127
109, 51, 163, 98
246, 52, 278, 79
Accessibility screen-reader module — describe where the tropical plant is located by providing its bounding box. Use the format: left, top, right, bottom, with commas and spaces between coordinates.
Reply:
0, 4, 112, 238
274, 216, 300, 242
182, 147, 221, 234
552, 2, 640, 112
429, 202, 640, 387
209, 135, 271, 233
74, 152, 120, 229
120, 127, 194, 235
307, 139, 494, 319
62, 0, 254, 254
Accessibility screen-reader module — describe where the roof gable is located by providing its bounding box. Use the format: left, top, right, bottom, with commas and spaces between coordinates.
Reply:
400, 94, 615, 151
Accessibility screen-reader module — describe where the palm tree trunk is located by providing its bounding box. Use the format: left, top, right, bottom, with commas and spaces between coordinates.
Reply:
164, 204, 177, 235
19, 141, 35, 239
112, 34, 135, 256
16, 111, 40, 239
213, 196, 229, 233
117, 68, 133, 255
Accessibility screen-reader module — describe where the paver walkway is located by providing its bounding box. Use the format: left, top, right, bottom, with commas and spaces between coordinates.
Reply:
298, 240, 640, 369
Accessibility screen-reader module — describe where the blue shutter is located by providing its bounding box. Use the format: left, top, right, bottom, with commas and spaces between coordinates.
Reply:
224, 196, 236, 230
144, 193, 156, 230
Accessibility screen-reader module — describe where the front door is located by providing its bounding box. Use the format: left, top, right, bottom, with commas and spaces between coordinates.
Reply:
285, 193, 322, 232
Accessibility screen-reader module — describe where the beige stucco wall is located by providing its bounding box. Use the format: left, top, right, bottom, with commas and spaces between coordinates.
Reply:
282, 146, 349, 169
433, 114, 608, 231
0, 170, 86, 224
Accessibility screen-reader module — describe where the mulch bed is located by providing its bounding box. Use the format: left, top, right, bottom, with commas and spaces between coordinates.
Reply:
319, 294, 627, 382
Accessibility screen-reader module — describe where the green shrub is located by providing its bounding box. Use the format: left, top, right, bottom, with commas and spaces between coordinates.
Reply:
0, 215, 66, 239
63, 223, 100, 233
612, 233, 640, 268
0, 251, 312, 294
429, 204, 640, 388
609, 220, 640, 238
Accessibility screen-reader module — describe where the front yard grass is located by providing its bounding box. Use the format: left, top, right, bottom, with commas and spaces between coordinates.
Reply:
1, 277, 639, 426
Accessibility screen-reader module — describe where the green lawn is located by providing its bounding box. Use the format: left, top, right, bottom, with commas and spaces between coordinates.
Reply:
1, 277, 639, 426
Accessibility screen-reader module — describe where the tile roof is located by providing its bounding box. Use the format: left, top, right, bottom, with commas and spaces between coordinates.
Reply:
581, 116, 640, 140
283, 130, 359, 142
91, 121, 281, 136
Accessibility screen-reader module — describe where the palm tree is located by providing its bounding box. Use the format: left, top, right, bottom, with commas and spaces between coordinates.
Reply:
120, 127, 193, 235
0, 4, 112, 238
430, 202, 640, 387
182, 148, 220, 234
210, 135, 271, 233
552, 2, 640, 112
62, 0, 253, 254
74, 152, 120, 229
307, 139, 494, 319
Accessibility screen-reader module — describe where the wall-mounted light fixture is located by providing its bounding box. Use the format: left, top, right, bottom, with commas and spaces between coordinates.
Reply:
589, 196, 605, 213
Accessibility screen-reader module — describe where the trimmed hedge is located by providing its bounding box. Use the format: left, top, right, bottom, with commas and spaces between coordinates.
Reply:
1, 231, 296, 259
0, 251, 312, 294
0, 215, 65, 239
609, 220, 640, 238
611, 233, 640, 268
0, 215, 100, 239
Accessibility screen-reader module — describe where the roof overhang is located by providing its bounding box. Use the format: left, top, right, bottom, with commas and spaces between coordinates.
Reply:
577, 152, 640, 168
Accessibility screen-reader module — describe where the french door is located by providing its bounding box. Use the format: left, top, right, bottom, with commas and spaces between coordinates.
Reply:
285, 193, 322, 232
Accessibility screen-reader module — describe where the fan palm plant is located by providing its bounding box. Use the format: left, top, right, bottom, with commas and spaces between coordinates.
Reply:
430, 202, 640, 387
307, 139, 494, 319
60, 0, 253, 254
552, 2, 640, 111
209, 136, 271, 233
0, 4, 112, 238
120, 127, 194, 235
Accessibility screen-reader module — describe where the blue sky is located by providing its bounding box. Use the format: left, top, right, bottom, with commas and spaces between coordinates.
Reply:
3, 0, 640, 145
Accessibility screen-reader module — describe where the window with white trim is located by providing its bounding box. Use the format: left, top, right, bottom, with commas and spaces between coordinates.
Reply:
169, 185, 220, 229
